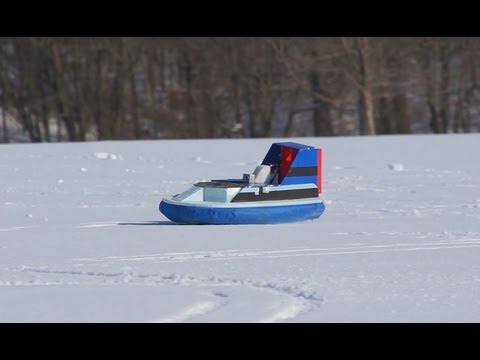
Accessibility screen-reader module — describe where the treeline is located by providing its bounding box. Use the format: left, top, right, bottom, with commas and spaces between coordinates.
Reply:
1, 37, 480, 143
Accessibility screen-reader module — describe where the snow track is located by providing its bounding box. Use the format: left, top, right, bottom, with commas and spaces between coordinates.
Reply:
152, 300, 221, 323
17, 265, 322, 322
72, 238, 480, 263
0, 226, 36, 232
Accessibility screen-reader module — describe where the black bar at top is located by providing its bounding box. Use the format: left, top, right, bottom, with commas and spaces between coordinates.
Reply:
286, 166, 318, 177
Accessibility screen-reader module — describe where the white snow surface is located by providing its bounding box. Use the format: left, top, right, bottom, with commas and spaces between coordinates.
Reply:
1, 134, 480, 323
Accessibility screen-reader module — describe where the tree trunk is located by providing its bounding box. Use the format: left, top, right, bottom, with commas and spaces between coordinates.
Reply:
358, 89, 376, 135
39, 84, 51, 142
57, 115, 62, 141
51, 42, 77, 141
283, 86, 301, 137
454, 40, 467, 133
94, 50, 104, 140
1, 106, 8, 143
360, 86, 376, 135
130, 70, 141, 139
231, 73, 243, 138
428, 101, 441, 133
260, 98, 274, 138
72, 42, 87, 142
245, 85, 257, 138
376, 96, 391, 134
183, 52, 198, 138
312, 101, 334, 136
393, 93, 411, 134
20, 109, 41, 142
146, 50, 159, 137
439, 41, 450, 133
309, 71, 334, 136
425, 42, 442, 134
357, 38, 376, 135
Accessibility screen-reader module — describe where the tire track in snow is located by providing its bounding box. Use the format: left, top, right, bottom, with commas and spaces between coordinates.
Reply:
151, 300, 222, 323
74, 248, 264, 263
73, 238, 480, 264
74, 222, 122, 228
0, 226, 36, 232
258, 300, 306, 323
0, 280, 80, 286
22, 266, 322, 303
21, 267, 322, 322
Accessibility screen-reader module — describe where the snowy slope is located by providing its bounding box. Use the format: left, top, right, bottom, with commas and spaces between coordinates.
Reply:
1, 134, 480, 322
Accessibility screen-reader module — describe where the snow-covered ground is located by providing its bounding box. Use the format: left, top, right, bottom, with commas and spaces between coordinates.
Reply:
1, 134, 480, 322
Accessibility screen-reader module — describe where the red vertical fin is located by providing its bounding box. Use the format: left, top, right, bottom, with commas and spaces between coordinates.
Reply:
279, 146, 291, 182
279, 146, 299, 184
317, 148, 322, 193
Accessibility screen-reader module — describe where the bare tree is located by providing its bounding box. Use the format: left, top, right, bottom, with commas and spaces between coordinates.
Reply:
339, 37, 378, 135
3, 37, 480, 142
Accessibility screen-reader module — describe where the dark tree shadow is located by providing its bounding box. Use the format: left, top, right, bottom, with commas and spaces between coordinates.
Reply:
117, 221, 180, 226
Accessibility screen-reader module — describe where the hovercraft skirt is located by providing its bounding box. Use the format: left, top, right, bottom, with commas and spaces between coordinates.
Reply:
159, 199, 325, 225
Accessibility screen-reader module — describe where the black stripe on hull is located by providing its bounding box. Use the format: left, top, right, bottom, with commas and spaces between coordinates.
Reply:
195, 181, 243, 188
231, 187, 319, 202
286, 166, 318, 177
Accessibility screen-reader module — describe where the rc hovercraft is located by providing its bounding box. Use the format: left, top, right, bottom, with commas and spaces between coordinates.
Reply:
159, 142, 325, 224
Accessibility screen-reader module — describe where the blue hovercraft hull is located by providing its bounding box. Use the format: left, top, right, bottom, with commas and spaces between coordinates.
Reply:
159, 198, 325, 225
